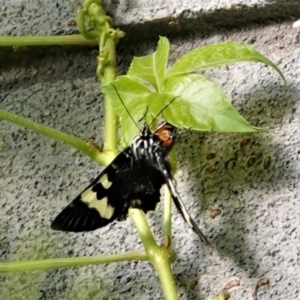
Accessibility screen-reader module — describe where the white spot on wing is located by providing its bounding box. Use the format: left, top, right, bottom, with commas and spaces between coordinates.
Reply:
99, 174, 113, 189
81, 187, 97, 204
81, 188, 114, 220
89, 197, 114, 219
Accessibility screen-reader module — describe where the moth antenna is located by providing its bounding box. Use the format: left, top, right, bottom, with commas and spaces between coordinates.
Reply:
137, 106, 148, 123
110, 83, 141, 131
148, 95, 180, 128
171, 127, 191, 138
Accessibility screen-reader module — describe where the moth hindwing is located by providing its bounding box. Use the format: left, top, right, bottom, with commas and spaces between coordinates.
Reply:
51, 122, 209, 245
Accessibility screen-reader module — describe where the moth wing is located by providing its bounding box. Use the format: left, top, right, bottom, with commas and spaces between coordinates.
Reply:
119, 160, 166, 214
51, 149, 132, 232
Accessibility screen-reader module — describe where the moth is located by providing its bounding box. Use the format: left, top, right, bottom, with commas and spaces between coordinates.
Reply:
51, 101, 209, 245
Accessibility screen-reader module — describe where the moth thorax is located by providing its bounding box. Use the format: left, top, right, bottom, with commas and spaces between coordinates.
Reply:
131, 135, 159, 162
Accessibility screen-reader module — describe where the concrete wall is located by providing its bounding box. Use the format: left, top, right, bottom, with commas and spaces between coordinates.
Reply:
1, 1, 300, 299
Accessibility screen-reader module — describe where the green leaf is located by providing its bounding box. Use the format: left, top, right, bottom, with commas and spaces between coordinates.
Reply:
102, 76, 153, 143
167, 42, 285, 83
164, 74, 260, 132
118, 100, 151, 145
102, 76, 152, 114
127, 36, 170, 92
103, 78, 180, 143
117, 92, 178, 144
103, 73, 260, 143
103, 42, 274, 142
144, 92, 179, 123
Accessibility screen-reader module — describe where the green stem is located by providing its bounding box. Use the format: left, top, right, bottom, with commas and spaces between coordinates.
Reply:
0, 109, 108, 166
129, 209, 178, 300
0, 250, 147, 272
214, 290, 231, 300
101, 35, 119, 154
153, 253, 178, 300
0, 35, 98, 47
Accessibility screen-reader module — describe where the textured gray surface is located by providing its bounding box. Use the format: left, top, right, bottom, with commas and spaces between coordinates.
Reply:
1, 1, 300, 300
2, 0, 300, 39
0, 0, 268, 35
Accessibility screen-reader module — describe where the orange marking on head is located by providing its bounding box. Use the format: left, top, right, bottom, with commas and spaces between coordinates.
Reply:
154, 123, 176, 148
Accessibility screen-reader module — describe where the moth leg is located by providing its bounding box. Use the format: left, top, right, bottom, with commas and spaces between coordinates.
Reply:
156, 154, 210, 245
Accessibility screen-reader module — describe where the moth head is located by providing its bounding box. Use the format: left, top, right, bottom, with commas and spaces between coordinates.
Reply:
154, 122, 177, 149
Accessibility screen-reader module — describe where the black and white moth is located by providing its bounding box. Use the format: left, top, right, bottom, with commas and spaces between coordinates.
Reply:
51, 122, 209, 245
